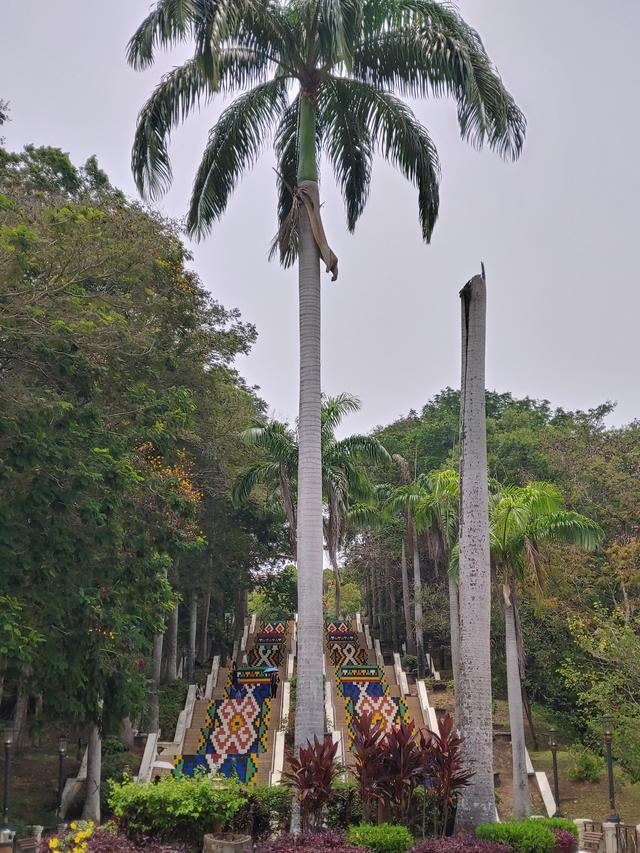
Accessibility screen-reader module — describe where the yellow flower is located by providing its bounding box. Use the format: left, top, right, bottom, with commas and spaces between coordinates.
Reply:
48, 840, 60, 850
70, 822, 78, 830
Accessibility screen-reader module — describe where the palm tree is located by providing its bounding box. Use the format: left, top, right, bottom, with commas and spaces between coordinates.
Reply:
489, 481, 603, 818
129, 0, 525, 750
233, 393, 389, 615
413, 469, 461, 696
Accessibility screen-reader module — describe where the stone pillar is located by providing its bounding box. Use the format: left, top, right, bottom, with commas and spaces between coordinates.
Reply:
603, 822, 617, 853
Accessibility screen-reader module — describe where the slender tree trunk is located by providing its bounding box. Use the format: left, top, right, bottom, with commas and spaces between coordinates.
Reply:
165, 602, 179, 682
388, 563, 399, 650
455, 272, 496, 829
13, 670, 30, 752
199, 590, 211, 662
504, 587, 531, 818
448, 572, 461, 717
401, 540, 415, 654
149, 632, 163, 732
294, 94, 324, 755
121, 717, 135, 751
188, 593, 198, 682
411, 519, 425, 677
334, 565, 342, 620
82, 723, 101, 823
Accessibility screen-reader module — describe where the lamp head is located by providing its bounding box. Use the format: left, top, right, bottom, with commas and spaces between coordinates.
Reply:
58, 735, 68, 755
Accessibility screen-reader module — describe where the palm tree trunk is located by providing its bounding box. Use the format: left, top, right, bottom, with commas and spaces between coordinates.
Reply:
448, 571, 461, 716
401, 540, 415, 654
82, 722, 101, 823
164, 602, 179, 682
188, 593, 198, 682
294, 94, 324, 752
121, 717, 135, 751
455, 272, 495, 829
149, 632, 163, 732
411, 518, 425, 677
504, 586, 531, 818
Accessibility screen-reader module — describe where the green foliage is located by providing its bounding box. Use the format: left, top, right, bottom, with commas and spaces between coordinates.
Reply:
475, 821, 556, 853
328, 780, 363, 829
108, 774, 245, 845
533, 819, 577, 838
251, 564, 297, 621
567, 744, 604, 783
229, 784, 292, 840
346, 823, 413, 853
158, 680, 189, 739
401, 655, 417, 675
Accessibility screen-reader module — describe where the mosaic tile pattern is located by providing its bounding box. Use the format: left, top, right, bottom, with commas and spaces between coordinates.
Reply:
326, 620, 352, 633
248, 643, 283, 667
175, 673, 273, 784
329, 641, 368, 667
260, 621, 288, 636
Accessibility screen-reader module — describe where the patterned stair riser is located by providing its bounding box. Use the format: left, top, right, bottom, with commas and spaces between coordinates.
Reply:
326, 628, 412, 750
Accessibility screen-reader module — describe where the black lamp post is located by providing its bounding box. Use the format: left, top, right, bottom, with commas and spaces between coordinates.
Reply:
2, 724, 13, 829
57, 735, 68, 815
602, 715, 619, 823
549, 728, 562, 817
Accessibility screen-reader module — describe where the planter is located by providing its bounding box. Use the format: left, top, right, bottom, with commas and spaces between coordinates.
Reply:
203, 832, 252, 853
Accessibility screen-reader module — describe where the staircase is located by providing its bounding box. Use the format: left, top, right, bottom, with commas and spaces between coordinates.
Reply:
173, 620, 291, 785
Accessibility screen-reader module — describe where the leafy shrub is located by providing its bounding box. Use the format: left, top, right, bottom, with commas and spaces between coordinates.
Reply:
100, 752, 138, 818
402, 655, 418, 674
230, 784, 292, 840
552, 830, 577, 853
419, 712, 473, 835
108, 774, 245, 845
158, 679, 188, 738
102, 736, 126, 755
39, 826, 190, 852
255, 831, 366, 852
534, 819, 577, 838
283, 734, 342, 832
412, 838, 510, 853
328, 780, 363, 829
346, 823, 413, 853
476, 820, 556, 853
567, 744, 603, 783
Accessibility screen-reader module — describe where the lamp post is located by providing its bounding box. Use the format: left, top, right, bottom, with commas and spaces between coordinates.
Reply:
549, 728, 562, 817
57, 735, 67, 816
2, 724, 13, 829
602, 716, 619, 823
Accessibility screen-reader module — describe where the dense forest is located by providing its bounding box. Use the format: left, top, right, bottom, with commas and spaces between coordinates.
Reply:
0, 145, 288, 754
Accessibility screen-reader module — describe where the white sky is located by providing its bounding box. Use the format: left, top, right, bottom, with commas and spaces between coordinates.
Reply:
2, 1, 639, 434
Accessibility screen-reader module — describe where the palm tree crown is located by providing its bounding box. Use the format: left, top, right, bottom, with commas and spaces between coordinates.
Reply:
129, 0, 526, 258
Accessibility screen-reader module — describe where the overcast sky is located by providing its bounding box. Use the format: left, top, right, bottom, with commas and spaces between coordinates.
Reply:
2, 1, 638, 435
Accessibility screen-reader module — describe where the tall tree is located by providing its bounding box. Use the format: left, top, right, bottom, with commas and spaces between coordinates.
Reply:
489, 481, 602, 818
129, 0, 525, 749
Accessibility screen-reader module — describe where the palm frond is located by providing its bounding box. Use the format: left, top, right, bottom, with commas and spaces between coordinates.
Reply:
318, 78, 373, 231
240, 421, 298, 466
132, 58, 212, 199
187, 78, 289, 236
327, 434, 390, 466
232, 460, 280, 505
353, 1, 526, 160
527, 511, 603, 552
321, 392, 361, 434
127, 0, 200, 69
317, 0, 363, 70
325, 78, 440, 241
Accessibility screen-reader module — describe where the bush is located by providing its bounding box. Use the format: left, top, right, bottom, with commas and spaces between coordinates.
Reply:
346, 823, 413, 853
552, 830, 577, 853
402, 655, 418, 674
108, 774, 245, 845
412, 838, 510, 853
476, 820, 556, 853
230, 785, 292, 840
567, 744, 604, 783
102, 736, 126, 755
534, 819, 577, 838
158, 679, 189, 738
255, 831, 367, 852
328, 780, 363, 830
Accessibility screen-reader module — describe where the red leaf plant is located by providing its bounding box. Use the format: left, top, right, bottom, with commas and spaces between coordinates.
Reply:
351, 711, 388, 823
419, 712, 474, 836
283, 734, 342, 832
